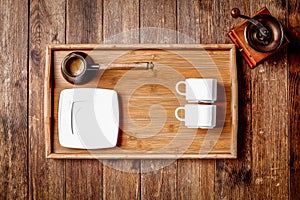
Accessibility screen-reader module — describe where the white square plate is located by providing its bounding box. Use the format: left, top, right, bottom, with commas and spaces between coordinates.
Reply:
58, 88, 119, 149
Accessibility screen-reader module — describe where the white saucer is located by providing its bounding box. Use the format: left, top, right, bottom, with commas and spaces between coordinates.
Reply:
58, 88, 119, 149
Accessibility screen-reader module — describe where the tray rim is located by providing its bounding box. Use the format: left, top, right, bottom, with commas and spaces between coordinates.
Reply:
44, 43, 238, 159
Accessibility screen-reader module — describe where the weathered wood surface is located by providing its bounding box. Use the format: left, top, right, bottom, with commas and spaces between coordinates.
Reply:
29, 0, 66, 199
251, 1, 289, 199
288, 0, 300, 199
214, 1, 253, 199
0, 0, 28, 199
0, 0, 298, 199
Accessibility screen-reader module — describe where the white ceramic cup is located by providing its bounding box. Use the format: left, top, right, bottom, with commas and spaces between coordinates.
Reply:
175, 78, 217, 103
175, 104, 216, 129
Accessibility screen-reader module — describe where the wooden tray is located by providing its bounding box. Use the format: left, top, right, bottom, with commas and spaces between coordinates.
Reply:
45, 44, 238, 159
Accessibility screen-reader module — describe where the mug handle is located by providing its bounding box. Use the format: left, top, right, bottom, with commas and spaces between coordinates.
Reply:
175, 81, 186, 96
175, 107, 185, 121
87, 64, 100, 70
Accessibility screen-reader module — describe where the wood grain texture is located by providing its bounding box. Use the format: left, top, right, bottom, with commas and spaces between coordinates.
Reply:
65, 160, 102, 200
287, 0, 300, 199
250, 1, 289, 199
140, 0, 178, 199
0, 0, 28, 198
140, 0, 177, 43
178, 160, 215, 199
66, 0, 103, 44
141, 160, 177, 200
29, 0, 65, 199
103, 0, 139, 44
214, 1, 253, 199
102, 0, 141, 199
65, 1, 103, 199
177, 0, 214, 44
177, 1, 215, 199
103, 160, 141, 200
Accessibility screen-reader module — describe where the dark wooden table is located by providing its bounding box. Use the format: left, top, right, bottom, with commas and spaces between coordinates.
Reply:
1, 0, 299, 199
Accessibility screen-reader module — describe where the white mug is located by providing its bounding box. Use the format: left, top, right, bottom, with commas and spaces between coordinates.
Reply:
175, 78, 217, 103
175, 104, 216, 129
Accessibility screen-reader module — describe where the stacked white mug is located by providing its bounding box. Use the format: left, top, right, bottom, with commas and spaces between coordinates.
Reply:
175, 78, 217, 129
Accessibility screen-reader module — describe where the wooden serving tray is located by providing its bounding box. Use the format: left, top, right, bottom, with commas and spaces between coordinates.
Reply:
45, 44, 238, 159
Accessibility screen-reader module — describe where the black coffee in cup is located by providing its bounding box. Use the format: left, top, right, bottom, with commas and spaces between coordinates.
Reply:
61, 52, 99, 84
65, 56, 85, 76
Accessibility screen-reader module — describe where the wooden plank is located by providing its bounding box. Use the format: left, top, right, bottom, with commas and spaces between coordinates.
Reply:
287, 0, 300, 199
178, 160, 215, 199
177, 1, 215, 199
43, 43, 239, 50
65, 0, 103, 199
141, 160, 177, 199
140, 0, 177, 44
177, 0, 215, 44
66, 0, 102, 44
103, 0, 139, 44
214, 1, 253, 199
102, 0, 141, 199
65, 160, 102, 200
140, 0, 178, 199
29, 0, 65, 199
0, 0, 28, 198
250, 1, 289, 199
103, 160, 141, 200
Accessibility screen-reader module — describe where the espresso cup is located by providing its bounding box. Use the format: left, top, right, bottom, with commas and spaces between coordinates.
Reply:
175, 104, 216, 129
61, 52, 99, 84
175, 78, 217, 103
